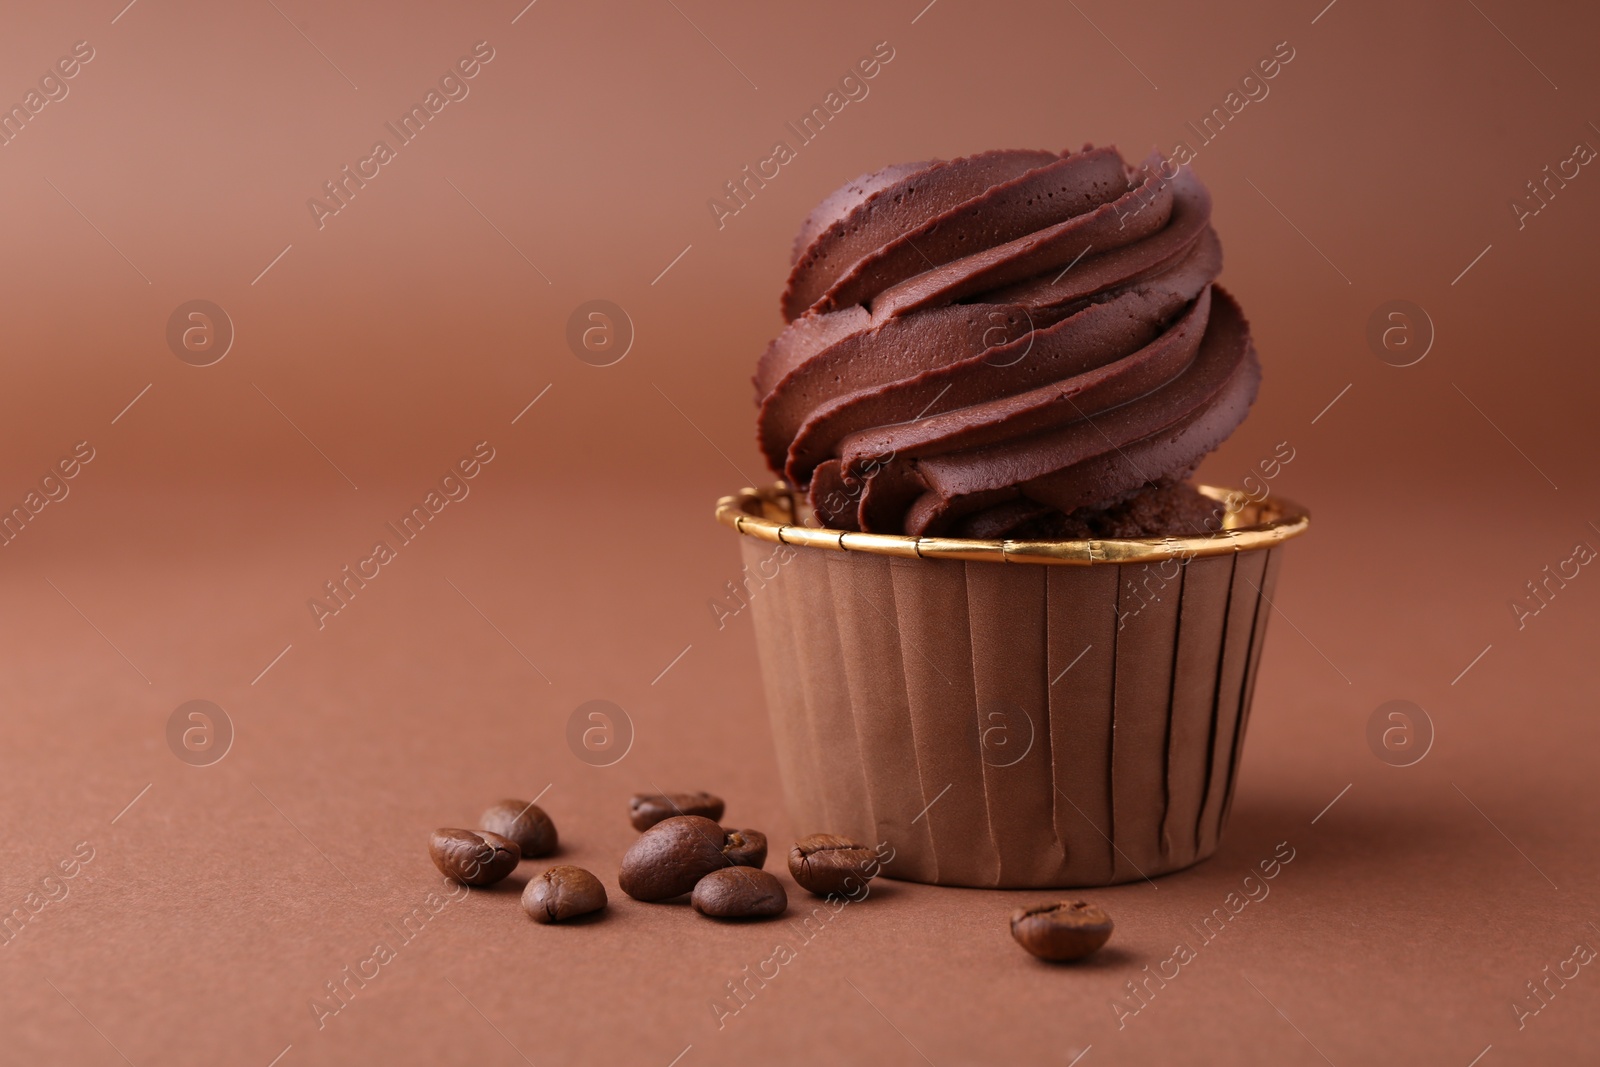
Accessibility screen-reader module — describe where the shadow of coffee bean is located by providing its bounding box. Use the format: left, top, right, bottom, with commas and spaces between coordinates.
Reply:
1029, 945, 1138, 970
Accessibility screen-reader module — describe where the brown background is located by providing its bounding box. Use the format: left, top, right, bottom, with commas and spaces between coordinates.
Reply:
2, 0, 1597, 1064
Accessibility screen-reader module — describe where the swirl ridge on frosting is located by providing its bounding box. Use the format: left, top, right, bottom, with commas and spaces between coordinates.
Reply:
755, 145, 1260, 538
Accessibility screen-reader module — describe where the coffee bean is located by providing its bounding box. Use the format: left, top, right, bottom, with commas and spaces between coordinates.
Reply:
522, 865, 607, 923
691, 867, 788, 919
618, 815, 728, 901
789, 834, 880, 897
618, 815, 753, 901
1010, 900, 1113, 961
721, 828, 767, 869
429, 828, 520, 887
629, 791, 725, 832
480, 799, 558, 859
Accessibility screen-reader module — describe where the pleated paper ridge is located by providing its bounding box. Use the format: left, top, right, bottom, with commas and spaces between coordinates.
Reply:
740, 537, 1284, 888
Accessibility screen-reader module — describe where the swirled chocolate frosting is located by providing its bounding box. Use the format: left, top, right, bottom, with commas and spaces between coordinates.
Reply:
754, 145, 1259, 538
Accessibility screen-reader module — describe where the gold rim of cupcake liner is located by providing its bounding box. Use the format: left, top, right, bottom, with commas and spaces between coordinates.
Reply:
716, 482, 1309, 565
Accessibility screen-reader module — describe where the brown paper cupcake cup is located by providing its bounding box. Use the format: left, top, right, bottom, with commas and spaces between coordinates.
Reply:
717, 483, 1309, 888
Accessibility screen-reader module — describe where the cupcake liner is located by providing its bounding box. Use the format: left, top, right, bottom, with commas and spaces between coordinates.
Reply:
725, 484, 1305, 889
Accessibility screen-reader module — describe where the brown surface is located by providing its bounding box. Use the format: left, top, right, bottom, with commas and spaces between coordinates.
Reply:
2, 1, 1599, 1064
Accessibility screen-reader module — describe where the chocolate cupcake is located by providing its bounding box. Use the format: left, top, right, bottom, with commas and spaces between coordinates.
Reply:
719, 145, 1309, 888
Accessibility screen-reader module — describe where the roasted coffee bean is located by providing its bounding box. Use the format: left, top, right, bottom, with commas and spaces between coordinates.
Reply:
1010, 900, 1114, 961
522, 865, 607, 923
789, 834, 880, 897
629, 791, 725, 832
721, 828, 767, 869
618, 815, 747, 901
618, 815, 727, 901
429, 828, 520, 887
479, 799, 558, 859
691, 867, 788, 919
